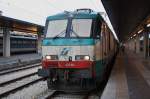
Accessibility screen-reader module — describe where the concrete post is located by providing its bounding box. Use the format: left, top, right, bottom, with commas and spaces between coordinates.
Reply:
144, 27, 149, 58
135, 35, 140, 54
3, 27, 10, 57
134, 39, 136, 53
148, 32, 150, 57
37, 32, 42, 55
147, 29, 150, 57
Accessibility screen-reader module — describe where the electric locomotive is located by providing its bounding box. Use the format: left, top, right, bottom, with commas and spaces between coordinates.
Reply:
38, 9, 117, 92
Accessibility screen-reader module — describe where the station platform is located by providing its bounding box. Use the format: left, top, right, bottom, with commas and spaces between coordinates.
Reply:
101, 50, 150, 99
0, 53, 42, 71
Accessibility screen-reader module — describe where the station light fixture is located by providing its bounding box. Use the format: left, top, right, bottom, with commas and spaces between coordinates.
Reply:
147, 23, 150, 27
138, 30, 143, 34
133, 34, 136, 37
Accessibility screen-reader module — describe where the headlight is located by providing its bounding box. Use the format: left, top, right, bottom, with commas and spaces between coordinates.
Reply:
45, 55, 58, 60
84, 56, 90, 60
45, 55, 51, 60
75, 55, 90, 60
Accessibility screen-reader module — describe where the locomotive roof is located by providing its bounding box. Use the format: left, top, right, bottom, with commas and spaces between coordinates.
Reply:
47, 10, 102, 21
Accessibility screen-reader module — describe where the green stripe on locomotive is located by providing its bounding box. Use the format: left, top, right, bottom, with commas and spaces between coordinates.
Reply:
42, 38, 96, 46
47, 12, 101, 21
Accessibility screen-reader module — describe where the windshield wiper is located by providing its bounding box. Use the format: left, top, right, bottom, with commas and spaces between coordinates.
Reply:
70, 25, 80, 38
52, 30, 66, 39
52, 26, 80, 39
70, 30, 80, 38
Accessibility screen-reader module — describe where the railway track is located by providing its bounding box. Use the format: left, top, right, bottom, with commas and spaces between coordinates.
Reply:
0, 63, 41, 75
0, 63, 44, 97
0, 72, 37, 86
0, 66, 41, 84
0, 62, 103, 98
0, 74, 44, 97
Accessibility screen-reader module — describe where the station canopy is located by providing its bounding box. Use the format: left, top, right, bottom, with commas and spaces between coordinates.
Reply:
0, 0, 118, 40
0, 16, 43, 34
101, 0, 150, 42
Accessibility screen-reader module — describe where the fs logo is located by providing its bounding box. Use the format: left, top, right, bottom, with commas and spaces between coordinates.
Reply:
60, 48, 71, 56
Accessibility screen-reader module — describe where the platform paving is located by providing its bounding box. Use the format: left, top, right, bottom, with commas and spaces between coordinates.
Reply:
101, 50, 150, 99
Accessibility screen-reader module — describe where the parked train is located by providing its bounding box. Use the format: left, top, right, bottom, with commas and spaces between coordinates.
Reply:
0, 35, 37, 55
38, 9, 118, 92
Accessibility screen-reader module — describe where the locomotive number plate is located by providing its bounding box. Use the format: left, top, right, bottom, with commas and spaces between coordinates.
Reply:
65, 63, 75, 67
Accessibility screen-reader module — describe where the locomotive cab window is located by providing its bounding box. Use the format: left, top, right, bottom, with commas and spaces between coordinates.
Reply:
71, 19, 92, 37
46, 20, 68, 38
46, 19, 93, 38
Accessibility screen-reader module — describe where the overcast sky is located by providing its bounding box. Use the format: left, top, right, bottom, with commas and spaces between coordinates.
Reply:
0, 0, 118, 39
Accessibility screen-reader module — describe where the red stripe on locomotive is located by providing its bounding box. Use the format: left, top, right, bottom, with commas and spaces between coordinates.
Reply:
42, 60, 93, 69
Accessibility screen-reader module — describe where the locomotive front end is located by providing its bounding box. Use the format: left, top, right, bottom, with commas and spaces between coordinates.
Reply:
41, 39, 95, 79
38, 10, 99, 91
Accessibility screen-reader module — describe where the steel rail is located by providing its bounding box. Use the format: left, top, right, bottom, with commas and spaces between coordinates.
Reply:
0, 63, 41, 75
0, 72, 37, 86
0, 76, 44, 97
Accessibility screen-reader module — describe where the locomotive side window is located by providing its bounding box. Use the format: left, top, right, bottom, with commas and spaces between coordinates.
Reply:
46, 20, 68, 38
94, 18, 102, 39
